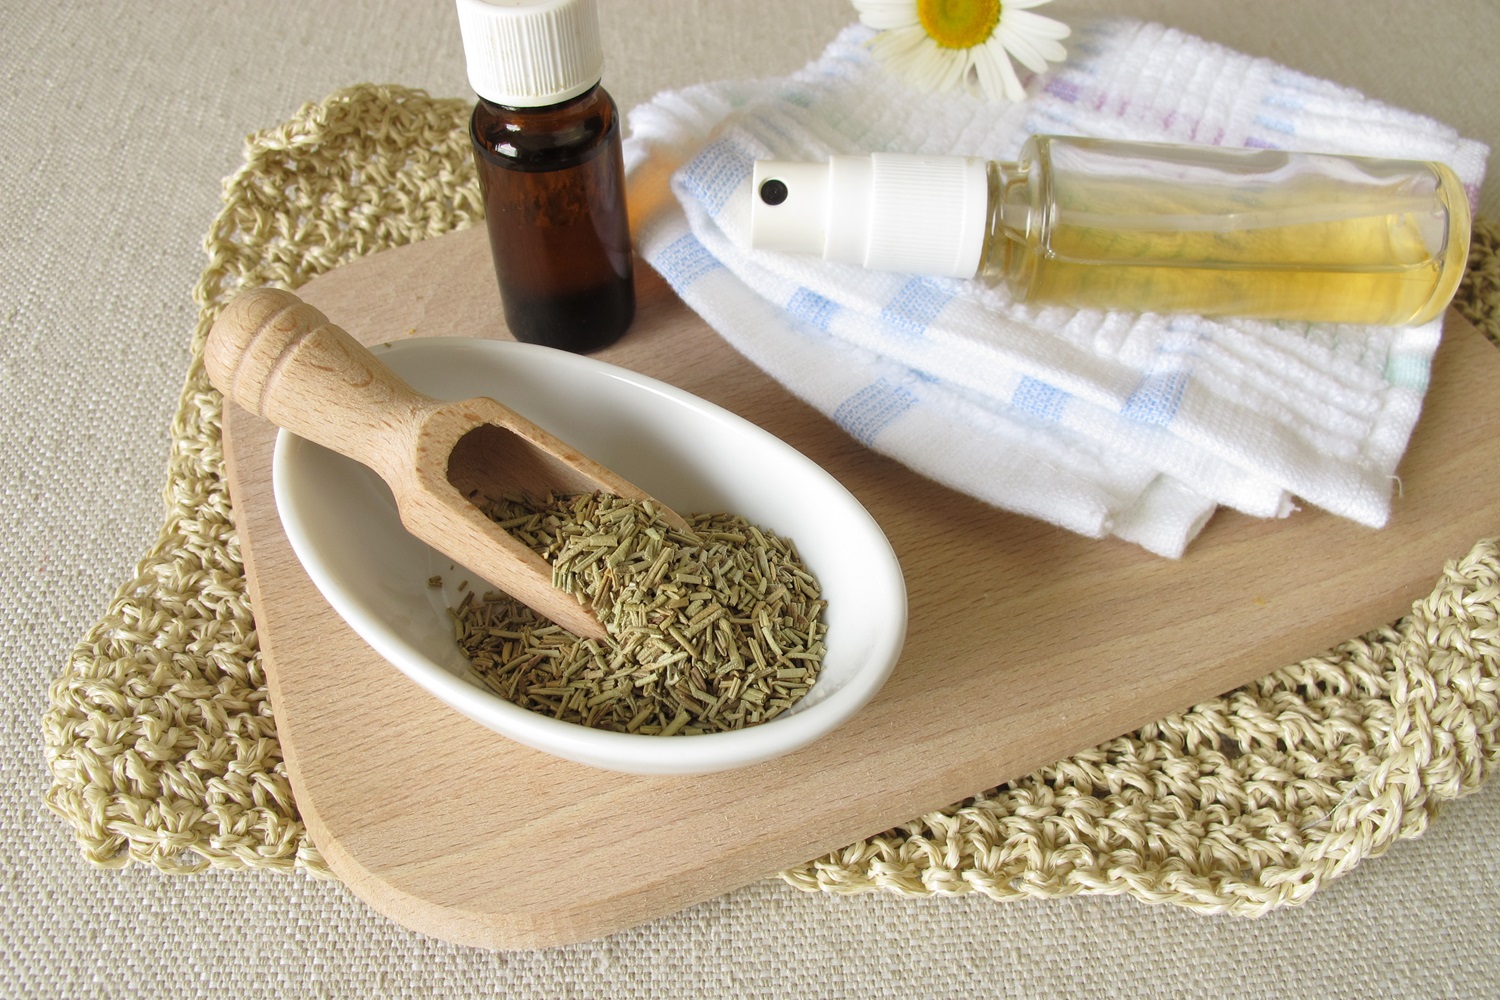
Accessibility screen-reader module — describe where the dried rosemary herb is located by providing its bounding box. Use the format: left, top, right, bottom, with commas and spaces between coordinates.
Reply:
450, 492, 827, 735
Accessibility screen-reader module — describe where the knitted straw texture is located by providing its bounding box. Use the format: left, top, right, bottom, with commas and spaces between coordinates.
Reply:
42, 85, 483, 876
41, 86, 1500, 914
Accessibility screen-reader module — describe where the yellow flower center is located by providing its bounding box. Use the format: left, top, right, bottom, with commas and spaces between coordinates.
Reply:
916, 0, 1002, 50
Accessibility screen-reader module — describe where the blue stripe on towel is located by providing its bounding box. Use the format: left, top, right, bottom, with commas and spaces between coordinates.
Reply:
786, 288, 838, 332
1261, 93, 1304, 112
1385, 352, 1430, 392
1253, 114, 1297, 135
879, 278, 951, 338
1122, 370, 1190, 426
653, 233, 723, 289
1012, 376, 1069, 423
834, 379, 917, 445
677, 138, 754, 213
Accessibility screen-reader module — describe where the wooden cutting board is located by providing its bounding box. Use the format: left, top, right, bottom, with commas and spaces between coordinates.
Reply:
221, 224, 1500, 949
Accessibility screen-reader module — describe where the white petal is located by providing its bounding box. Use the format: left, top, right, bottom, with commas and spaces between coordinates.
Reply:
915, 46, 970, 93
871, 25, 971, 94
974, 41, 1027, 102
1001, 8, 1072, 41
869, 25, 934, 64
997, 23, 1065, 73
850, 0, 920, 30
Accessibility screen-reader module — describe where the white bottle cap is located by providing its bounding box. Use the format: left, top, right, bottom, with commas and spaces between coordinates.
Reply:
750, 153, 989, 279
455, 0, 604, 107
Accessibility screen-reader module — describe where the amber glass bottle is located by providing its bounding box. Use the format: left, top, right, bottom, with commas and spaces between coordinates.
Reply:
457, 0, 634, 353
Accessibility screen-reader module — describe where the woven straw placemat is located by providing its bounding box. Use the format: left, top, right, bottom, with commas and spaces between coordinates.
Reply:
41, 85, 1500, 916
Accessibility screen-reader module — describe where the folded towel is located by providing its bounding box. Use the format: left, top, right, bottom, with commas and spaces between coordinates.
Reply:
624, 18, 1488, 556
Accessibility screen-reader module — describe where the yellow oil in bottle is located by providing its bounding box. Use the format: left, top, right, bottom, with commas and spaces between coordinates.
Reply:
988, 138, 1471, 326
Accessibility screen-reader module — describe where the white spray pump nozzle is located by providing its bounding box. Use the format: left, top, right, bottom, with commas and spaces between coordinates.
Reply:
749, 153, 990, 279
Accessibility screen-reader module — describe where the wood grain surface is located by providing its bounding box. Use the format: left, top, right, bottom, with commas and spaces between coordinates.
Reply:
220, 224, 1500, 949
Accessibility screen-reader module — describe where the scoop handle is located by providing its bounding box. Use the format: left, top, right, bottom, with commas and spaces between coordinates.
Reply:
205, 287, 428, 481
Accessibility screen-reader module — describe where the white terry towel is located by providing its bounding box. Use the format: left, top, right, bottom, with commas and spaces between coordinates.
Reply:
624, 19, 1489, 557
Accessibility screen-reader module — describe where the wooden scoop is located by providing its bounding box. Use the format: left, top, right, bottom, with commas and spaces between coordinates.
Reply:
205, 286, 690, 642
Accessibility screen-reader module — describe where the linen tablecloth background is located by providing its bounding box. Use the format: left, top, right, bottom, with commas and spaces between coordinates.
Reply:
4, 2, 1498, 996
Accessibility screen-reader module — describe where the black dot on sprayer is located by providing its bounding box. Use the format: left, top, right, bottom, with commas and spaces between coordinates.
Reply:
759, 178, 789, 206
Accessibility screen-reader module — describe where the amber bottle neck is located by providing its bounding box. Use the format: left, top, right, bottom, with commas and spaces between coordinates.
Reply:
470, 84, 617, 172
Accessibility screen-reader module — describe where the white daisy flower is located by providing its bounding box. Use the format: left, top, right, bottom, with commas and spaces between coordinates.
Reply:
851, 0, 1070, 103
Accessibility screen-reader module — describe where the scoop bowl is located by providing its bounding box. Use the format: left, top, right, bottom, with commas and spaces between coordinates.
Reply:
273, 335, 907, 774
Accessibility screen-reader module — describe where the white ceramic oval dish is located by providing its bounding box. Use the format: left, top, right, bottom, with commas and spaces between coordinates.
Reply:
272, 336, 907, 775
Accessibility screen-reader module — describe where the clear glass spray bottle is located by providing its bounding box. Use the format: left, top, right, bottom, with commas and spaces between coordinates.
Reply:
457, 0, 634, 353
750, 135, 1471, 327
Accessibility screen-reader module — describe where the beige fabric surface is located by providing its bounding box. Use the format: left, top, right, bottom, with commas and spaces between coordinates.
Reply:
4, 1, 1499, 996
